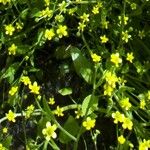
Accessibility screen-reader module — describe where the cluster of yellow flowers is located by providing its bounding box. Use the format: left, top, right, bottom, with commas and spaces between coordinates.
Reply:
112, 111, 133, 130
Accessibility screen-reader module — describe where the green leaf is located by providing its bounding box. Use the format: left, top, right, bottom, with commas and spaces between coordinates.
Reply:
59, 116, 79, 144
70, 47, 93, 84
82, 94, 99, 116
58, 87, 72, 96
3, 135, 12, 149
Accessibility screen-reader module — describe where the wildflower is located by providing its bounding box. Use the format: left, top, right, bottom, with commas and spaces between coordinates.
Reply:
130, 3, 137, 10
44, 0, 50, 6
8, 44, 17, 55
68, 7, 77, 15
138, 30, 145, 39
40, 7, 53, 18
54, 106, 64, 117
139, 139, 150, 150
42, 122, 57, 141
16, 22, 23, 30
127, 52, 134, 63
55, 14, 64, 23
9, 86, 18, 96
58, 1, 67, 13
140, 99, 146, 109
82, 117, 96, 130
118, 135, 126, 144
0, 143, 6, 150
104, 84, 114, 96
45, 29, 55, 40
78, 22, 86, 32
21, 76, 31, 85
92, 6, 99, 14
101, 20, 109, 29
25, 104, 35, 119
91, 53, 101, 63
5, 24, 15, 36
122, 117, 133, 130
6, 110, 16, 122
105, 72, 118, 88
56, 25, 68, 38
75, 108, 83, 119
110, 53, 122, 67
122, 31, 131, 43
118, 16, 129, 25
120, 98, 132, 110
2, 127, 8, 134
100, 35, 109, 43
80, 13, 90, 23
112, 111, 125, 124
29, 81, 40, 94
48, 97, 55, 105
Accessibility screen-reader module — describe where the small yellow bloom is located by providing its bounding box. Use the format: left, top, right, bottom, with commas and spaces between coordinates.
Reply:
82, 117, 96, 130
101, 20, 109, 29
55, 14, 64, 23
5, 24, 15, 36
40, 7, 53, 18
54, 106, 64, 117
2, 127, 8, 134
78, 22, 86, 32
140, 99, 146, 109
45, 29, 55, 40
120, 98, 132, 110
92, 6, 99, 14
130, 3, 137, 10
8, 44, 17, 55
112, 111, 125, 124
122, 31, 131, 43
110, 53, 122, 67
91, 53, 101, 63
75, 108, 83, 119
58, 1, 67, 13
21, 76, 31, 85
16, 22, 23, 30
56, 25, 68, 38
48, 97, 55, 105
9, 86, 18, 96
118, 135, 125, 144
118, 16, 129, 25
104, 84, 114, 96
127, 52, 134, 63
29, 81, 40, 94
44, 0, 50, 6
139, 139, 150, 150
25, 104, 35, 119
6, 110, 16, 122
0, 143, 6, 150
80, 13, 89, 22
122, 117, 133, 130
138, 30, 145, 39
42, 122, 57, 141
100, 35, 109, 43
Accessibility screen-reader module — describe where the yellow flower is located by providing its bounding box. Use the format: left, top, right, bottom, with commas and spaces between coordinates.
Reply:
55, 14, 64, 23
9, 86, 18, 96
42, 122, 57, 141
80, 13, 89, 22
100, 35, 109, 43
25, 104, 35, 119
120, 98, 132, 110
140, 99, 146, 109
122, 117, 133, 130
45, 29, 55, 40
5, 24, 15, 36
58, 1, 67, 13
21, 76, 31, 85
16, 22, 23, 30
127, 52, 134, 63
139, 139, 150, 150
48, 97, 55, 105
112, 111, 125, 124
118, 16, 129, 25
91, 53, 101, 63
56, 25, 68, 38
8, 44, 17, 55
54, 106, 64, 117
138, 30, 145, 39
0, 0, 11, 5
118, 135, 125, 144
122, 31, 131, 43
44, 0, 50, 6
75, 108, 83, 119
40, 7, 53, 18
110, 53, 122, 67
82, 117, 96, 130
29, 81, 40, 94
130, 3, 137, 10
0, 143, 6, 150
2, 127, 8, 134
92, 6, 99, 14
6, 110, 16, 122
104, 84, 114, 96
105, 72, 118, 88
101, 20, 109, 29
78, 22, 86, 32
